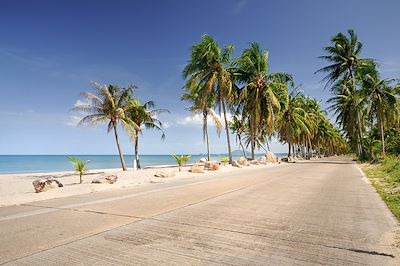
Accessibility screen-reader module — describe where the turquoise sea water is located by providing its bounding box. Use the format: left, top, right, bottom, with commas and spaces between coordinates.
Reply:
0, 153, 287, 174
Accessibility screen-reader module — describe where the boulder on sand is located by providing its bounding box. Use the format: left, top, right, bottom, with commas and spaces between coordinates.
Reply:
259, 156, 268, 164
92, 174, 118, 184
190, 165, 204, 173
238, 156, 250, 166
232, 160, 242, 168
32, 177, 63, 193
265, 151, 278, 163
154, 170, 176, 178
204, 161, 220, 171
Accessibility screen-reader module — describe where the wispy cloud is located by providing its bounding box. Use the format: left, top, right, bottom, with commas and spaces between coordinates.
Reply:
230, 0, 248, 15
176, 112, 232, 127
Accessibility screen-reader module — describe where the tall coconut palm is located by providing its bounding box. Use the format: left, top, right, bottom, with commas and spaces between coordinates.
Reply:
182, 84, 222, 161
327, 79, 366, 153
229, 115, 247, 158
275, 90, 310, 157
316, 29, 372, 158
125, 99, 168, 169
73, 82, 138, 171
360, 64, 399, 156
235, 42, 292, 159
183, 34, 234, 163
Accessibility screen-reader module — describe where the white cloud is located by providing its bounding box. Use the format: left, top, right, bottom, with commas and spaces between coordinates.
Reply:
162, 122, 171, 129
74, 99, 90, 107
65, 115, 83, 127
177, 111, 233, 127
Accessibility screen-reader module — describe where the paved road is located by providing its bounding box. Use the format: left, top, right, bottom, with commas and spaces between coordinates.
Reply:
1, 157, 399, 265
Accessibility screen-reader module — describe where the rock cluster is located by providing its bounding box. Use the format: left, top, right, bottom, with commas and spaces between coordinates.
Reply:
91, 174, 118, 184
32, 177, 63, 193
204, 161, 220, 171
190, 165, 204, 173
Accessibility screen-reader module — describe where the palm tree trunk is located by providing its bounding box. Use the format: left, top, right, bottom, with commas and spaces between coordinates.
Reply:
134, 131, 140, 170
350, 69, 364, 159
221, 99, 233, 164
238, 134, 246, 158
204, 112, 211, 161
79, 173, 83, 184
356, 112, 363, 158
250, 115, 255, 160
288, 142, 292, 157
113, 124, 127, 171
379, 116, 386, 157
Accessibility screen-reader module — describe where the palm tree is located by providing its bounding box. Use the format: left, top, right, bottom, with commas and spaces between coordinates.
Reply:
235, 42, 292, 159
183, 34, 234, 163
327, 80, 366, 154
125, 99, 168, 169
229, 115, 247, 157
182, 81, 222, 161
73, 82, 138, 171
275, 90, 310, 158
360, 64, 399, 157
316, 29, 372, 158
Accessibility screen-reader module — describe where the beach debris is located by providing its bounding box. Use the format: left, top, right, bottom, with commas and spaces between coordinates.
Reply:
190, 165, 204, 173
232, 160, 242, 168
204, 161, 220, 171
281, 157, 295, 163
92, 174, 118, 184
265, 152, 278, 163
154, 171, 176, 178
238, 156, 250, 166
32, 177, 63, 193
199, 158, 207, 163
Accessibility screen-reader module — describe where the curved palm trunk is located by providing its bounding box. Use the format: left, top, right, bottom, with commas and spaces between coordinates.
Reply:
350, 69, 364, 159
356, 112, 364, 158
113, 124, 127, 171
238, 134, 246, 158
204, 112, 211, 161
378, 115, 386, 157
221, 99, 233, 164
133, 130, 141, 170
250, 115, 255, 160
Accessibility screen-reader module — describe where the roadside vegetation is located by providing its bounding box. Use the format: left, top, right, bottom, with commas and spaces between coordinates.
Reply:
362, 156, 400, 220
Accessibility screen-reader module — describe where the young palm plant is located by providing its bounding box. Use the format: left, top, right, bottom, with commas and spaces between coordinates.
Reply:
73, 82, 138, 171
171, 154, 191, 171
183, 34, 234, 163
67, 156, 89, 184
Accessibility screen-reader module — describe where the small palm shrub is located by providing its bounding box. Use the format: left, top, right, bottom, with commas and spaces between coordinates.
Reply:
171, 154, 191, 171
67, 156, 89, 184
219, 156, 229, 166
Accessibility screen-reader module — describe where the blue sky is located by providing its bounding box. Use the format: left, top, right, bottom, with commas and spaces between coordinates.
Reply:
1, 0, 400, 155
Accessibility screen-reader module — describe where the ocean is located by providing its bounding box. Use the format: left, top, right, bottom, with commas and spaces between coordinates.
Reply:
0, 153, 287, 174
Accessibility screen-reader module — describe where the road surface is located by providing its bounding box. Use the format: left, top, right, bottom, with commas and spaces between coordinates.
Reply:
0, 157, 399, 265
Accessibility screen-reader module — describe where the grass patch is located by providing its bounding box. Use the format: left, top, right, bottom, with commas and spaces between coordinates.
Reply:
361, 155, 400, 222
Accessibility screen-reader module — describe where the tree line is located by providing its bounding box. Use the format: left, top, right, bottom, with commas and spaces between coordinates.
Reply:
72, 30, 400, 171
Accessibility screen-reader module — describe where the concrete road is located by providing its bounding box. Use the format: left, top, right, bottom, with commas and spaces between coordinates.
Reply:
1, 157, 399, 265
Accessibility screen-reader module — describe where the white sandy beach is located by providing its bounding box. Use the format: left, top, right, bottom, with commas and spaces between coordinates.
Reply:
0, 163, 280, 207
